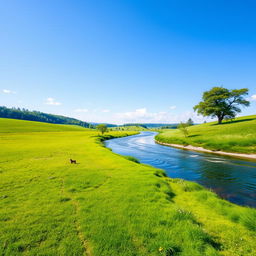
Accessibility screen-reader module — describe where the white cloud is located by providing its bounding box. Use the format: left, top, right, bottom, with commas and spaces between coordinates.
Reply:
45, 97, 62, 106
116, 108, 170, 123
116, 108, 146, 119
2, 89, 16, 94
169, 105, 177, 110
115, 108, 211, 124
251, 94, 256, 101
102, 109, 110, 113
74, 108, 88, 113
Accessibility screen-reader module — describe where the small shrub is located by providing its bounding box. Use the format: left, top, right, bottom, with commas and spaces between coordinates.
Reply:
123, 155, 140, 163
155, 170, 167, 177
178, 122, 189, 137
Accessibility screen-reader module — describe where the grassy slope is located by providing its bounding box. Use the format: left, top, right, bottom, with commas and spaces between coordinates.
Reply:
0, 118, 89, 133
156, 115, 256, 154
0, 118, 256, 256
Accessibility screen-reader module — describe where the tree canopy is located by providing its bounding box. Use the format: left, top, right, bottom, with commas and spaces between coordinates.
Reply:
186, 118, 194, 126
178, 122, 189, 137
97, 124, 108, 134
193, 87, 250, 124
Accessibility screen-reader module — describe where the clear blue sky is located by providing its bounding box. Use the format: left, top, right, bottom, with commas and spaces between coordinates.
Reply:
1, 0, 255, 124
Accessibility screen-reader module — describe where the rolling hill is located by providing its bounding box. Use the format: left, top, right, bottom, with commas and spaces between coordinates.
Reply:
0, 106, 92, 128
156, 115, 256, 154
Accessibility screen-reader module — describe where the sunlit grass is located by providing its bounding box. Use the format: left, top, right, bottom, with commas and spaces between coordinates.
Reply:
1, 118, 256, 255
156, 115, 256, 153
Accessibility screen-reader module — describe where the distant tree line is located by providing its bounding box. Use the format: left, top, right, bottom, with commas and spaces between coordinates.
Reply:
0, 106, 93, 128
123, 123, 148, 129
123, 123, 180, 129
160, 125, 179, 129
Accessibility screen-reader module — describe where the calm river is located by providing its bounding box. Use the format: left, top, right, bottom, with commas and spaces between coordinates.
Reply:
105, 132, 256, 207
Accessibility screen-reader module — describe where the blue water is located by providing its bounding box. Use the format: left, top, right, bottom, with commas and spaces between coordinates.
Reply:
105, 132, 256, 207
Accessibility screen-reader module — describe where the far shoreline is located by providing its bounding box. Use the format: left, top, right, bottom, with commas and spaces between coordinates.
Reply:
155, 139, 256, 161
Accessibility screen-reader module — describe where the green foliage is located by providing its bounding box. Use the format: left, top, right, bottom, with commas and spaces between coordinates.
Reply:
194, 87, 250, 124
0, 106, 92, 128
186, 118, 194, 126
156, 115, 256, 153
123, 155, 140, 163
178, 122, 189, 137
1, 118, 256, 255
97, 124, 108, 134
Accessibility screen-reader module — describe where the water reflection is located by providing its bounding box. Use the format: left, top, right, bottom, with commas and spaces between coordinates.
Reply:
105, 132, 256, 207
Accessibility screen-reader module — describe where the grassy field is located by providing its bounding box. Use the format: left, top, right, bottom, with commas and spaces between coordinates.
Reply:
156, 115, 256, 154
1, 118, 256, 256
0, 118, 90, 133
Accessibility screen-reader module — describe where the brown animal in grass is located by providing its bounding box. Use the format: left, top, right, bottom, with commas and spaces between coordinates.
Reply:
70, 159, 77, 164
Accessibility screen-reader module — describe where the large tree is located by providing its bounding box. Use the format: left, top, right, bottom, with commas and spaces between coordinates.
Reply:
193, 87, 250, 124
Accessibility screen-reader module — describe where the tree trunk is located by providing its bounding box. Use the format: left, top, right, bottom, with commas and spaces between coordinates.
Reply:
217, 116, 223, 124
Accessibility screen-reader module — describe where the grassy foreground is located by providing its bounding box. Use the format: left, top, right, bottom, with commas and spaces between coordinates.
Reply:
0, 118, 256, 256
156, 115, 256, 154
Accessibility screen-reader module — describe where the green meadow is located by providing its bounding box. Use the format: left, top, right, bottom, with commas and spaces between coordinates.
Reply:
1, 118, 256, 256
156, 115, 256, 154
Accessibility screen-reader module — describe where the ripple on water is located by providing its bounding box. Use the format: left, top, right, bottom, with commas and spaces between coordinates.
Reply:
106, 132, 256, 207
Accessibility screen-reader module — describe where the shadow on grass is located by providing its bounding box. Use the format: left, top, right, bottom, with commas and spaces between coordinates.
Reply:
188, 134, 200, 138
165, 190, 176, 202
211, 118, 256, 126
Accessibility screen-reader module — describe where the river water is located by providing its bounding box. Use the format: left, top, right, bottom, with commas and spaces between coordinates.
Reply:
105, 132, 256, 207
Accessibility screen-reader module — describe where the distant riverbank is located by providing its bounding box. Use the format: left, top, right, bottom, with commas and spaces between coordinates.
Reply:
155, 115, 256, 156
155, 139, 256, 160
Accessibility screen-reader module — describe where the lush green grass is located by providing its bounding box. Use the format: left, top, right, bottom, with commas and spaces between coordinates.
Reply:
0, 118, 89, 133
156, 115, 256, 154
1, 118, 256, 255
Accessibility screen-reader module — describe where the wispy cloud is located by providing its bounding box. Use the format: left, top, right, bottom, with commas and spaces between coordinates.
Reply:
2, 89, 16, 94
102, 109, 110, 113
45, 97, 62, 106
74, 108, 88, 112
169, 105, 177, 110
115, 108, 210, 124
250, 94, 256, 101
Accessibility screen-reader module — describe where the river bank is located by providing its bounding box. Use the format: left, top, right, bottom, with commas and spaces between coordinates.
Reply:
155, 115, 256, 155
106, 131, 256, 207
155, 139, 256, 161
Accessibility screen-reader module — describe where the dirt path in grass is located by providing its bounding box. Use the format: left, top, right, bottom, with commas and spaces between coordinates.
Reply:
155, 140, 256, 160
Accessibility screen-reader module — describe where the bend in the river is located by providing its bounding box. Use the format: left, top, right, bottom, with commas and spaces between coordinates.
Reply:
105, 131, 256, 207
